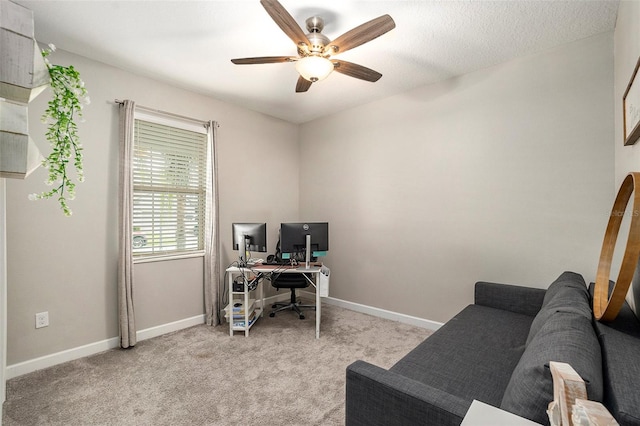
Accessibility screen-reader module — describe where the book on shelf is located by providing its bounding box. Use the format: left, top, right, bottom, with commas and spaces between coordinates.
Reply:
227, 311, 256, 320
232, 311, 257, 327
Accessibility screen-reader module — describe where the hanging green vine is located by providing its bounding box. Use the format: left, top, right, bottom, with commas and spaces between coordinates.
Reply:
29, 44, 90, 216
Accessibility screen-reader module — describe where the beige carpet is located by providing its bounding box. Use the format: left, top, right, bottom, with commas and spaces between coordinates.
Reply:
2, 302, 432, 425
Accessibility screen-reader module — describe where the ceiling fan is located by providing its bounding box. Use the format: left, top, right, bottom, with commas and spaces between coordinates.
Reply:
231, 0, 396, 93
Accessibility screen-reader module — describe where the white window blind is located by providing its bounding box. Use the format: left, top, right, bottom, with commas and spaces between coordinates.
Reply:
132, 117, 208, 257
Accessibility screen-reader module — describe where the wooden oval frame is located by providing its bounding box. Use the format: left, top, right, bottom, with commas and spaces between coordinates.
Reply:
594, 172, 640, 321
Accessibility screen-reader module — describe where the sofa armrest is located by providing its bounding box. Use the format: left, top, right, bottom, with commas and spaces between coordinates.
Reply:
346, 360, 471, 426
474, 281, 546, 317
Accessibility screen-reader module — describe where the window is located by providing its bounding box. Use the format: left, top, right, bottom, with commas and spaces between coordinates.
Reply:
132, 111, 208, 258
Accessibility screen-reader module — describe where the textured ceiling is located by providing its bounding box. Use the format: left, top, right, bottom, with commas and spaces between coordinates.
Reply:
14, 0, 619, 124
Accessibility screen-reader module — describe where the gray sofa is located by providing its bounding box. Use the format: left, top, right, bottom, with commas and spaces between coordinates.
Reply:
345, 271, 640, 425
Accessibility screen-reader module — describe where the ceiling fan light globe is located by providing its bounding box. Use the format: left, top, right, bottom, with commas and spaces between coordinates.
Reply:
296, 56, 334, 82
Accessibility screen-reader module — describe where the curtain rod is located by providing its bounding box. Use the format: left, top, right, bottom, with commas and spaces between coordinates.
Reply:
114, 99, 219, 128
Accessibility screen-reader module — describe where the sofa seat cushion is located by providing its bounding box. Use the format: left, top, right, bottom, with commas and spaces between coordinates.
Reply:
390, 304, 534, 407
592, 297, 640, 426
595, 323, 640, 426
500, 310, 603, 425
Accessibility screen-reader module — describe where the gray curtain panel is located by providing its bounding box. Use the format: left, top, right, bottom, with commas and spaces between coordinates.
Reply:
204, 121, 220, 326
118, 100, 136, 348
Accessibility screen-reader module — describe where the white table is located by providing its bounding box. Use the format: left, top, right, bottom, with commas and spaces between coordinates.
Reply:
226, 264, 325, 338
461, 400, 542, 426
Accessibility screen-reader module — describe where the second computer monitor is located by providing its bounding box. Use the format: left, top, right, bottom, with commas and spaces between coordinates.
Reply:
232, 222, 267, 266
280, 222, 328, 268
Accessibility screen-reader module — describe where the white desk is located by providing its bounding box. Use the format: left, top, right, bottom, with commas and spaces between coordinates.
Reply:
226, 264, 325, 338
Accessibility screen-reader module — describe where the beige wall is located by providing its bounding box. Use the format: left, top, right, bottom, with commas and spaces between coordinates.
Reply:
6, 50, 299, 364
5, 28, 618, 365
299, 33, 614, 323
614, 0, 640, 315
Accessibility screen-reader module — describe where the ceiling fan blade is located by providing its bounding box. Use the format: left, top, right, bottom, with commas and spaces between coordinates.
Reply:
325, 14, 395, 55
295, 76, 312, 93
231, 56, 295, 65
260, 0, 310, 48
333, 60, 382, 82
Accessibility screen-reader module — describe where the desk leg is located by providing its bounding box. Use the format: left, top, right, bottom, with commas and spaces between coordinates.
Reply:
244, 285, 249, 337
228, 273, 234, 337
259, 279, 264, 317
316, 274, 321, 339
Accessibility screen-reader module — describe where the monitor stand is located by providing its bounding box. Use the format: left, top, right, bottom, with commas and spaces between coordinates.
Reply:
238, 236, 250, 267
302, 234, 311, 269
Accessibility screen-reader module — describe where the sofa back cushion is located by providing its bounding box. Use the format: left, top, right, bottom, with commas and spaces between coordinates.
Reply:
500, 310, 603, 425
526, 272, 591, 346
541, 272, 587, 307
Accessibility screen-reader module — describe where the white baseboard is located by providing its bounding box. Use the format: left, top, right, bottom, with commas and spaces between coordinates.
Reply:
7, 295, 441, 380
135, 314, 205, 342
300, 291, 443, 331
6, 314, 205, 379
6, 336, 120, 380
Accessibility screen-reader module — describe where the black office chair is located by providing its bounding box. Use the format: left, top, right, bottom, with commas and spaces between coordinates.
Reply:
268, 273, 315, 319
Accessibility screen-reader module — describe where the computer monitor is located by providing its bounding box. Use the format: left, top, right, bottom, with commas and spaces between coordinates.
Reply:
232, 223, 267, 266
280, 222, 329, 269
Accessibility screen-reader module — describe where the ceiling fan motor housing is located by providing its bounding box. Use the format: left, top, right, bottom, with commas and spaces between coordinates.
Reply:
304, 16, 330, 55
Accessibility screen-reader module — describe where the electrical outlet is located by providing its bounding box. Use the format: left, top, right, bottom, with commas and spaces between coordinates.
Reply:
35, 311, 49, 329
